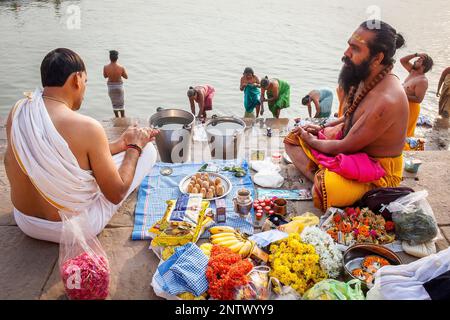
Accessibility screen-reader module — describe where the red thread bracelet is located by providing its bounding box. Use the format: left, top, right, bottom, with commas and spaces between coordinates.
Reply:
126, 144, 142, 156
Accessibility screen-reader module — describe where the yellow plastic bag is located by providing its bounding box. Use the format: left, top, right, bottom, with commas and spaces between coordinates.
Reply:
278, 212, 319, 234
151, 195, 211, 247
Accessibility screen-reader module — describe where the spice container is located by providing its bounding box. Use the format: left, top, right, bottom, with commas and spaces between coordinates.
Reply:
271, 152, 282, 164
233, 188, 253, 217
273, 198, 287, 216
254, 211, 264, 229
215, 199, 227, 223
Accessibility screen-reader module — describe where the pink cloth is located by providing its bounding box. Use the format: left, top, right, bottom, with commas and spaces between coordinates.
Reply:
202, 85, 215, 111
310, 129, 386, 182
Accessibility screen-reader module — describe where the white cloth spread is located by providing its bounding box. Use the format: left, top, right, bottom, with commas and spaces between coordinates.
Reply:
366, 247, 450, 300
10, 89, 156, 243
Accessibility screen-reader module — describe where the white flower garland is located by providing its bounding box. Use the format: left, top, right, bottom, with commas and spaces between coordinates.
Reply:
301, 226, 343, 278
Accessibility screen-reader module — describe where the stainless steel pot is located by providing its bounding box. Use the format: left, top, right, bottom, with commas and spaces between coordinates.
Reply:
149, 108, 195, 163
204, 116, 246, 160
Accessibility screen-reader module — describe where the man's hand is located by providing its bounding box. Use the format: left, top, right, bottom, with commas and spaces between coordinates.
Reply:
122, 125, 159, 149
299, 127, 316, 145
302, 123, 322, 135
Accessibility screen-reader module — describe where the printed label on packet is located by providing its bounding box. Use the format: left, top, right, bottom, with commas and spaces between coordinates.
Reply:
169, 194, 203, 225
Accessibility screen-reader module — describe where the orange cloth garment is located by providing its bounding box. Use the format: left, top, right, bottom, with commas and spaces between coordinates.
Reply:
406, 101, 421, 137
283, 132, 403, 212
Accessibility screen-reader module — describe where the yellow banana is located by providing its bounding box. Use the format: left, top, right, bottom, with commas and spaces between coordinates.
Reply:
211, 236, 238, 245
217, 239, 241, 247
228, 241, 245, 253
234, 232, 247, 242
210, 232, 237, 240
209, 226, 236, 234
199, 243, 213, 256
238, 240, 253, 257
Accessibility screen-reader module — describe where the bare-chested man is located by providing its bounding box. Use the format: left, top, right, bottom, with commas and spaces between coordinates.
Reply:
284, 21, 408, 212
4, 48, 158, 243
104, 50, 128, 118
400, 53, 433, 137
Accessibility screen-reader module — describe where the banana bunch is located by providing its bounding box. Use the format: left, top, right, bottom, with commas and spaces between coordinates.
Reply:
209, 226, 255, 258
199, 243, 213, 257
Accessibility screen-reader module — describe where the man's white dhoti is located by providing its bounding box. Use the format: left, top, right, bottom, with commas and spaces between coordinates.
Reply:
10, 89, 157, 243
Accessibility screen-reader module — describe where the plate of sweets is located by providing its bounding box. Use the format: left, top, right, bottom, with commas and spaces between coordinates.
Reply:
179, 172, 232, 201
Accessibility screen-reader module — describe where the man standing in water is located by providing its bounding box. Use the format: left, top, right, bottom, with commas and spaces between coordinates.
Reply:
284, 20, 408, 212
400, 53, 433, 137
104, 50, 128, 118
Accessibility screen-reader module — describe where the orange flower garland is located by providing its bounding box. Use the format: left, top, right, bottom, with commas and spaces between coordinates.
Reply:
206, 245, 253, 300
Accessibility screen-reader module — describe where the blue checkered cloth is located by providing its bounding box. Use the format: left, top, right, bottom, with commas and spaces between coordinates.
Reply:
153, 243, 209, 296
132, 160, 255, 240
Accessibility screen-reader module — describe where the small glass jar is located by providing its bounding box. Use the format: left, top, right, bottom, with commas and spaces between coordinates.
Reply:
272, 152, 282, 164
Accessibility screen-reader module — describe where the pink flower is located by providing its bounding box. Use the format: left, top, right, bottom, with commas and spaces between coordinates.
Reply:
369, 230, 378, 238
345, 207, 356, 216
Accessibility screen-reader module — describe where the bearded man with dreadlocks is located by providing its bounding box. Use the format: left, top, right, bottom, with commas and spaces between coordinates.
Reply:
284, 20, 409, 212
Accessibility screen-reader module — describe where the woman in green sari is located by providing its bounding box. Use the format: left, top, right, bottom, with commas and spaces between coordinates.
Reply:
260, 76, 290, 118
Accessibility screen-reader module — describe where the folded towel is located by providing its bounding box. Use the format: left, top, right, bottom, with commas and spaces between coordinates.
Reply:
154, 243, 209, 296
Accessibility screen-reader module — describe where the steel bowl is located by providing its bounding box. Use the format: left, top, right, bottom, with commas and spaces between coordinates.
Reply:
343, 244, 403, 291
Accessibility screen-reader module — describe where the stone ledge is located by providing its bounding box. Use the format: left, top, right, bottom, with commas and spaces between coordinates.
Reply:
40, 227, 162, 300
0, 226, 58, 300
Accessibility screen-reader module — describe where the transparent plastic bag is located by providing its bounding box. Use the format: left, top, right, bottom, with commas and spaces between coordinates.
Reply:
302, 279, 365, 300
268, 277, 302, 300
384, 190, 439, 244
59, 211, 110, 300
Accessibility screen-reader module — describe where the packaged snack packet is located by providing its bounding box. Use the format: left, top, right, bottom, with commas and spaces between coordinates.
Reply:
151, 194, 211, 247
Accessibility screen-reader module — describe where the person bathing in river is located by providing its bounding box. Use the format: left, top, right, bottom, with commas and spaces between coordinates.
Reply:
260, 76, 290, 118
400, 53, 433, 137
437, 66, 450, 118
284, 20, 408, 212
240, 67, 261, 118
187, 85, 215, 120
301, 88, 334, 118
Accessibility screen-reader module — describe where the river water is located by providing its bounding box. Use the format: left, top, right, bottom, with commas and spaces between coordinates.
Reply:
0, 0, 449, 121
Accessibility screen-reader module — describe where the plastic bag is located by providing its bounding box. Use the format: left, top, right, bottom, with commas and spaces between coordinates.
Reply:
302, 279, 365, 300
278, 212, 319, 234
268, 277, 302, 300
253, 170, 284, 188
151, 195, 212, 247
236, 266, 271, 300
59, 211, 110, 300
385, 190, 438, 244
250, 160, 281, 173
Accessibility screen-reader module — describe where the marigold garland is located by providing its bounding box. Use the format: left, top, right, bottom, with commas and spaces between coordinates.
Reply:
268, 233, 327, 296
206, 245, 253, 300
